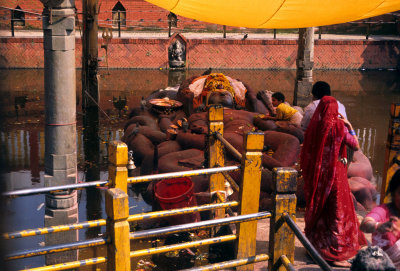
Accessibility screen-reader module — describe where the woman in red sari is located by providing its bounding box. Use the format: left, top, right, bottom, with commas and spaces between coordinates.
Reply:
300, 96, 367, 267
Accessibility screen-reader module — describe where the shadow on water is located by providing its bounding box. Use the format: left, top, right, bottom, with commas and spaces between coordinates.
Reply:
0, 68, 399, 269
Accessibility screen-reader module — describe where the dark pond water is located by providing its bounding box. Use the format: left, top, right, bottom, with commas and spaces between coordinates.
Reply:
0, 68, 399, 270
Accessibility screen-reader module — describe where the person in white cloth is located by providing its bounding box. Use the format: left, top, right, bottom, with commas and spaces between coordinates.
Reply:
301, 81, 347, 131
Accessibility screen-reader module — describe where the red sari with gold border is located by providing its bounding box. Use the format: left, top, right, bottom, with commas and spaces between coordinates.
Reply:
300, 96, 367, 261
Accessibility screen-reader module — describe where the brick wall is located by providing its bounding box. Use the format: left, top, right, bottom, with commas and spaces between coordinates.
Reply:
0, 0, 43, 28
1, 36, 399, 69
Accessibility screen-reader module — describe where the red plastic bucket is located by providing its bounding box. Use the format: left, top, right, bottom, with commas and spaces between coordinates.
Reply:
154, 177, 200, 225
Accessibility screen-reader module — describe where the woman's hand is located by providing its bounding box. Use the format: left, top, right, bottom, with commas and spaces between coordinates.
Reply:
376, 220, 393, 233
339, 113, 353, 129
376, 217, 400, 233
361, 216, 400, 234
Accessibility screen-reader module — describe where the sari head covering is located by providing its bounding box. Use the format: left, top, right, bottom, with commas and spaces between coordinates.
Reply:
300, 96, 367, 261
300, 96, 345, 227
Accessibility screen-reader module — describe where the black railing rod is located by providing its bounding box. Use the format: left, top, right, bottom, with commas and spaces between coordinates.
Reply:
282, 213, 332, 271
11, 18, 14, 37
214, 132, 242, 161
118, 11, 121, 37
2, 180, 108, 197
0, 6, 42, 16
131, 211, 271, 240
5, 237, 108, 260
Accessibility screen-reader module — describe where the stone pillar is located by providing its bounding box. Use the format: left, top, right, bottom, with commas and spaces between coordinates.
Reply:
41, 0, 78, 265
293, 27, 314, 107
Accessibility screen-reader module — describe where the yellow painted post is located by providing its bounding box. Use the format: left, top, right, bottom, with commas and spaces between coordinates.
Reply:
108, 140, 128, 193
106, 188, 131, 271
268, 168, 297, 271
381, 103, 400, 203
235, 132, 264, 271
208, 105, 225, 219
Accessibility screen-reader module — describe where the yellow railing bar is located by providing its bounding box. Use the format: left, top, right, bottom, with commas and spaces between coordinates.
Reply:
4, 202, 239, 240
130, 234, 237, 258
280, 255, 296, 271
131, 212, 271, 240
127, 166, 240, 184
127, 201, 239, 222
21, 257, 107, 271
3, 219, 106, 240
6, 237, 108, 260
181, 254, 269, 271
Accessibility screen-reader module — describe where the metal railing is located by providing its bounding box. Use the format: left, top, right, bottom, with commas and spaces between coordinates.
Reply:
3, 105, 331, 271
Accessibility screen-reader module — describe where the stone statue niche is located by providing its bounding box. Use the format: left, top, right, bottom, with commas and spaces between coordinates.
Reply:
168, 39, 186, 69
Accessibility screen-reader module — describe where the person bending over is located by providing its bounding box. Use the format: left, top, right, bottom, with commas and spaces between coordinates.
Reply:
262, 92, 302, 127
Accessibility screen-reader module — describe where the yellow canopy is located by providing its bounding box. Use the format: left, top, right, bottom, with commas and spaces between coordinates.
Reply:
145, 0, 400, 28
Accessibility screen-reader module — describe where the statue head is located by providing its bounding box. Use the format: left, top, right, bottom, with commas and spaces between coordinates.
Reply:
172, 41, 183, 56
206, 90, 234, 108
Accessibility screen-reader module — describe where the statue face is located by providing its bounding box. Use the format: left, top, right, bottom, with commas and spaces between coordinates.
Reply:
208, 90, 234, 108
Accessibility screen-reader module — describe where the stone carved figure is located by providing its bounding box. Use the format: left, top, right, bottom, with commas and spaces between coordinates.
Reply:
122, 71, 377, 213
169, 40, 186, 68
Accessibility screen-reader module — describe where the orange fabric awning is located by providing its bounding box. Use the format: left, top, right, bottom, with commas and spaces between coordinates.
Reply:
145, 0, 400, 28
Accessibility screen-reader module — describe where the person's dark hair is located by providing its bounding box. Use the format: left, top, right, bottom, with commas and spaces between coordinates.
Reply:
350, 246, 396, 271
272, 92, 285, 102
312, 81, 331, 99
387, 169, 400, 196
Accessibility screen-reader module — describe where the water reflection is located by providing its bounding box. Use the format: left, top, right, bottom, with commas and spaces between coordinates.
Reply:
1, 69, 399, 181
0, 68, 399, 269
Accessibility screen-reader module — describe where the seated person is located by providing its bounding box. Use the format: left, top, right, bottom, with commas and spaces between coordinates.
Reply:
301, 81, 347, 131
360, 169, 400, 269
262, 92, 302, 127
